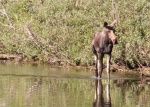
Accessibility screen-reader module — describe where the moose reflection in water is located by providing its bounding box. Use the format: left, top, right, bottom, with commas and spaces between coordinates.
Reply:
93, 80, 111, 107
92, 20, 118, 79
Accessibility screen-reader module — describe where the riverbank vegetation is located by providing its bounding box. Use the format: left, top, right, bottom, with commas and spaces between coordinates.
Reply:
0, 0, 150, 69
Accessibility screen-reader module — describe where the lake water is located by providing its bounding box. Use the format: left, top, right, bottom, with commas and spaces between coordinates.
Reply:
0, 61, 149, 107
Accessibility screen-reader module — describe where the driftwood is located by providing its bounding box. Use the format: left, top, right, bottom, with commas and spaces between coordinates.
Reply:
0, 54, 17, 60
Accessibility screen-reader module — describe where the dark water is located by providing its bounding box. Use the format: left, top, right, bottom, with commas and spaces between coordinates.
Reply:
0, 61, 149, 107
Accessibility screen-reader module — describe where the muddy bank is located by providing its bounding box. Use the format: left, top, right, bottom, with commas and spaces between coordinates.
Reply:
0, 54, 149, 76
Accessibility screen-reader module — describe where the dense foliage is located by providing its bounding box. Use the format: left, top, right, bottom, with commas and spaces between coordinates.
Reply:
0, 0, 150, 68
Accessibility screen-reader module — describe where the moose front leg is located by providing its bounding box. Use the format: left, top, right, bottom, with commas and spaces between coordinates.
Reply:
106, 54, 111, 79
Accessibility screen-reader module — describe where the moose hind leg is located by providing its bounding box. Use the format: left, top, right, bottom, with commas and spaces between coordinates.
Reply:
94, 55, 98, 77
92, 45, 99, 77
98, 53, 104, 78
106, 54, 111, 79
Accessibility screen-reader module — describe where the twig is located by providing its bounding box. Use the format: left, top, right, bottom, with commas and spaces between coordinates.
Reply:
75, 0, 79, 7
111, 0, 116, 20
0, 21, 14, 28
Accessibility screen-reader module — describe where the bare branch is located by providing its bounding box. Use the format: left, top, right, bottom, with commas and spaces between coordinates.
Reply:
0, 1, 15, 30
25, 25, 50, 56
0, 21, 15, 29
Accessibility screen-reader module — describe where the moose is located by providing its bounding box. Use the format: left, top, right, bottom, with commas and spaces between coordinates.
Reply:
92, 20, 118, 79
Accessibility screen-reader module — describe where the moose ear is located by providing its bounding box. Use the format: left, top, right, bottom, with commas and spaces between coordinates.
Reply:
110, 19, 117, 27
103, 22, 108, 27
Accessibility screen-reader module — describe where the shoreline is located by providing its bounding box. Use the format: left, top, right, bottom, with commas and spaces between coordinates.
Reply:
0, 54, 149, 76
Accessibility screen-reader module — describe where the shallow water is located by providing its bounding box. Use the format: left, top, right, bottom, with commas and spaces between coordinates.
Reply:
0, 61, 149, 107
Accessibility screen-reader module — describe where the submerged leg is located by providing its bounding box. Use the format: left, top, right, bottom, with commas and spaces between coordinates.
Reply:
106, 54, 111, 79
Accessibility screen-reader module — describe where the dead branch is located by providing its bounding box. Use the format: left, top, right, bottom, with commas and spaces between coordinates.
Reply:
25, 25, 50, 56
0, 1, 15, 30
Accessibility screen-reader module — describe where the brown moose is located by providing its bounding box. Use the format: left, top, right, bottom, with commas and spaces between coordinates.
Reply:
92, 20, 118, 79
